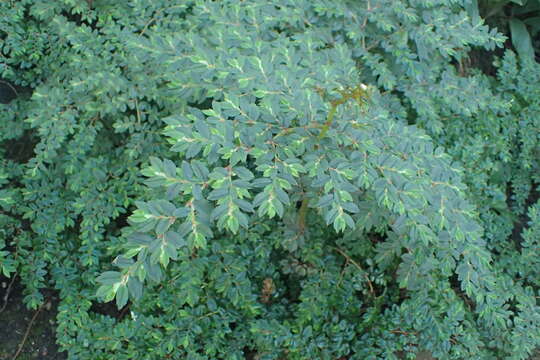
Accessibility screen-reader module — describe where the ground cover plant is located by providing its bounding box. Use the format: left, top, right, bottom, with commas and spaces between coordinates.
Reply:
0, 0, 539, 359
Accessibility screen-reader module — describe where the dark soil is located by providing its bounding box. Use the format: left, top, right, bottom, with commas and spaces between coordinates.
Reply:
0, 275, 67, 360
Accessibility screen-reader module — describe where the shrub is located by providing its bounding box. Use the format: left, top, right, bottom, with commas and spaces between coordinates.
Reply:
0, 0, 539, 359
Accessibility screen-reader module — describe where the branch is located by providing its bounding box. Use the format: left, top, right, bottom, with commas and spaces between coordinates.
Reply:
332, 246, 375, 296
12, 300, 47, 360
0, 80, 19, 97
0, 272, 18, 313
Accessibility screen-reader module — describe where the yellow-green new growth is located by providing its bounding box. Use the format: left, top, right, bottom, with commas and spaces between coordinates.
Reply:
297, 83, 371, 234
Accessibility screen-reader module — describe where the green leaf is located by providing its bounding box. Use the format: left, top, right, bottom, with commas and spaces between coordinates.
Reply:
96, 271, 122, 285
127, 277, 143, 300
510, 18, 535, 61
116, 283, 129, 308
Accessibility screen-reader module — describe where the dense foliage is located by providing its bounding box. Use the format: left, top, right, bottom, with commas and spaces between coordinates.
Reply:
0, 0, 539, 359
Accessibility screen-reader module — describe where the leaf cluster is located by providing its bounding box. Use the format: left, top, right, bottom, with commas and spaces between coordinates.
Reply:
0, 0, 539, 359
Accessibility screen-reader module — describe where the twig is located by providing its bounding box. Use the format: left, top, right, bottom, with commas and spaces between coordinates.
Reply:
0, 272, 18, 313
118, 303, 131, 320
12, 301, 46, 360
139, 5, 184, 37
390, 329, 415, 336
332, 246, 375, 296
0, 80, 19, 97
134, 98, 141, 125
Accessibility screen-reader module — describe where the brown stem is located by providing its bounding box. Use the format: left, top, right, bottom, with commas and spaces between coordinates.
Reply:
12, 301, 46, 360
318, 104, 338, 140
0, 272, 18, 313
332, 246, 375, 296
297, 197, 309, 234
